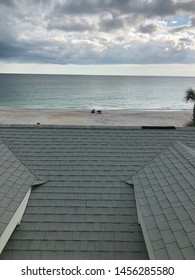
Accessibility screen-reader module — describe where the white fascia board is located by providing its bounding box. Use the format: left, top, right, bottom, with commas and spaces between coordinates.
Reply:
135, 192, 156, 260
0, 188, 31, 254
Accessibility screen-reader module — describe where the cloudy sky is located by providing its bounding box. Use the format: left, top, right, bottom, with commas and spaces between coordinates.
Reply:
0, 0, 195, 75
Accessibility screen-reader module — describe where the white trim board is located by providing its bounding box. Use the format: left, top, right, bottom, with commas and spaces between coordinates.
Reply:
0, 189, 31, 254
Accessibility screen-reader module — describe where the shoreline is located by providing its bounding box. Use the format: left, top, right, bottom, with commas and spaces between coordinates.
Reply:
0, 107, 192, 127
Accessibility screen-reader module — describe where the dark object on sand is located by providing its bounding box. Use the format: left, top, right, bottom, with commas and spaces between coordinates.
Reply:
97, 110, 102, 114
91, 109, 95, 114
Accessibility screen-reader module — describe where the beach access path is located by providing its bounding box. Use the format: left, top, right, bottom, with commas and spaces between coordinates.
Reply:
0, 107, 192, 127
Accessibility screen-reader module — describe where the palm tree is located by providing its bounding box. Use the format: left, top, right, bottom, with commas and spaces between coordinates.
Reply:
184, 88, 195, 124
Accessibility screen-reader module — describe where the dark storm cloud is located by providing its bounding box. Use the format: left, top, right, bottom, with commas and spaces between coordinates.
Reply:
177, 0, 195, 13
190, 17, 195, 26
0, 40, 23, 60
53, 0, 195, 17
0, 36, 75, 64
170, 25, 190, 33
138, 23, 157, 34
99, 13, 126, 32
0, 0, 15, 6
47, 18, 95, 32
0, 37, 39, 62
53, 0, 102, 16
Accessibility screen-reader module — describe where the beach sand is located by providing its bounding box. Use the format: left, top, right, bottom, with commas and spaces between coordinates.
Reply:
0, 107, 192, 127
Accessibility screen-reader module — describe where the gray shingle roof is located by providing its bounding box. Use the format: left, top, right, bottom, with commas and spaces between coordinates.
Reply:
0, 125, 195, 259
128, 141, 195, 259
0, 139, 43, 253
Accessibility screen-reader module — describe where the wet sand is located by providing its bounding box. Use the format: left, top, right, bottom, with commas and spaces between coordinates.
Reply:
0, 107, 192, 127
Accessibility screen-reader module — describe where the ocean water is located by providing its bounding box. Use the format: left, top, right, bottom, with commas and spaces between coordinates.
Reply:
0, 74, 194, 111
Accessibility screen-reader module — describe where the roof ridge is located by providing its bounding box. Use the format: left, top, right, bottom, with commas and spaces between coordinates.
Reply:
174, 141, 195, 160
125, 140, 194, 184
166, 141, 195, 176
125, 140, 183, 184
0, 139, 43, 186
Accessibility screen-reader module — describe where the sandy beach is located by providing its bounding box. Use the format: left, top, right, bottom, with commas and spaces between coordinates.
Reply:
0, 107, 193, 127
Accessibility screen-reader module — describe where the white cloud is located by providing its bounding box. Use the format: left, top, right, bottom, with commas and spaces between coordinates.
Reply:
0, 0, 194, 67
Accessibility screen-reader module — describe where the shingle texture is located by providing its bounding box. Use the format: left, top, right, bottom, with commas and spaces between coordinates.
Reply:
130, 141, 195, 259
0, 140, 42, 239
0, 125, 194, 260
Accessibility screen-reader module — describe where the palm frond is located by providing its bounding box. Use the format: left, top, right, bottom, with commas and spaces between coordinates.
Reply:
184, 88, 195, 102
184, 119, 195, 127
